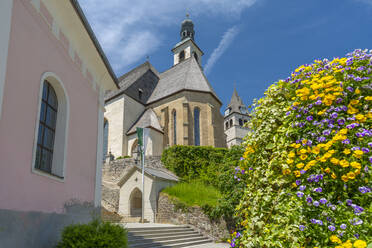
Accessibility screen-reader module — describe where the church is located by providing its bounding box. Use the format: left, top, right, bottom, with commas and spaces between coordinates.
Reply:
103, 16, 227, 158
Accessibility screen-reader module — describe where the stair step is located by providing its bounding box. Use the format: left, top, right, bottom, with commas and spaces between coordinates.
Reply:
128, 230, 198, 238
128, 228, 192, 235
127, 226, 190, 231
129, 237, 211, 248
143, 239, 213, 248
129, 233, 203, 243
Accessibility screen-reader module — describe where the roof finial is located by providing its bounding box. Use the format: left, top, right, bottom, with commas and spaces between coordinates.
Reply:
186, 12, 190, 18
146, 55, 149, 61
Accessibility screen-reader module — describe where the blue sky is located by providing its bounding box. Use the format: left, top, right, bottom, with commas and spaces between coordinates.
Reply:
80, 0, 372, 111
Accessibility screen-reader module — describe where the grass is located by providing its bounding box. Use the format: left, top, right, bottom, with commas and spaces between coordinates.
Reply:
163, 181, 221, 207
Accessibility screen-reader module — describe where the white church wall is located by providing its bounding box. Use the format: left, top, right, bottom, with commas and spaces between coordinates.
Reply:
127, 129, 163, 156
118, 169, 176, 223
104, 95, 125, 158
123, 96, 145, 156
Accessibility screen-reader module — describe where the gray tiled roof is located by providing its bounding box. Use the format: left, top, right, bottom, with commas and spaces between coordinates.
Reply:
142, 167, 179, 181
147, 56, 221, 104
105, 61, 159, 101
127, 108, 163, 134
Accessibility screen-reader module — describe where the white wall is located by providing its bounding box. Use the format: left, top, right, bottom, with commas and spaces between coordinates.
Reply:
0, 0, 13, 119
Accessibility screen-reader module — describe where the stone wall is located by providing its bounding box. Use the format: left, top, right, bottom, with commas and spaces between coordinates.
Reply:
156, 193, 229, 241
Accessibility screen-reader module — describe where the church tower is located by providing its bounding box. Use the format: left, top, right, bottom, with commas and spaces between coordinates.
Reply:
172, 14, 203, 66
224, 88, 250, 148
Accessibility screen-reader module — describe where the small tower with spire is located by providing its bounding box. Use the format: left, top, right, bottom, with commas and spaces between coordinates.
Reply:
171, 14, 203, 66
224, 87, 250, 148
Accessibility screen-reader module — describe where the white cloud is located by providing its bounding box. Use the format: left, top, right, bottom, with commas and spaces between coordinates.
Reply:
204, 26, 239, 75
79, 0, 257, 74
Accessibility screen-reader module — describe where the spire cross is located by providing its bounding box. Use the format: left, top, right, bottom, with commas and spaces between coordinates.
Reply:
186, 12, 190, 18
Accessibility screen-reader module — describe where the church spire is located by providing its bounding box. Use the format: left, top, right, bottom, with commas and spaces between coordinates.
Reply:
180, 13, 195, 41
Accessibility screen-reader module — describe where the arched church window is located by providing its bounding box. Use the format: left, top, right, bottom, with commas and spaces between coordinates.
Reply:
33, 72, 69, 180
194, 107, 200, 146
172, 110, 177, 145
103, 119, 109, 160
229, 119, 233, 127
239, 119, 243, 126
179, 50, 185, 62
225, 121, 229, 130
35, 81, 58, 174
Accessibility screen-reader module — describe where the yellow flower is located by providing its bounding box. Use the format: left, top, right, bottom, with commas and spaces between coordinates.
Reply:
355, 88, 361, 94
341, 175, 349, 182
350, 161, 361, 169
288, 151, 296, 158
330, 235, 342, 244
312, 147, 320, 154
353, 240, 367, 248
353, 150, 364, 159
292, 182, 297, 188
296, 163, 304, 169
355, 169, 361, 175
300, 154, 308, 160
365, 96, 372, 101
340, 128, 348, 135
330, 158, 339, 165
324, 167, 331, 173
343, 149, 351, 155
294, 170, 301, 177
347, 172, 356, 180
282, 169, 291, 175
331, 173, 337, 179
350, 99, 359, 105
341, 240, 352, 248
287, 159, 294, 164
347, 106, 359, 114
300, 149, 307, 154
355, 114, 366, 122
339, 160, 349, 168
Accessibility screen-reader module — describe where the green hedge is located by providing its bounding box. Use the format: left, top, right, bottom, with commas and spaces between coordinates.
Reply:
57, 220, 128, 248
161, 145, 227, 183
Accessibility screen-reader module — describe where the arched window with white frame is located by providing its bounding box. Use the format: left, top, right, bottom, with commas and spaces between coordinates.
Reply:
32, 72, 69, 180
172, 109, 177, 145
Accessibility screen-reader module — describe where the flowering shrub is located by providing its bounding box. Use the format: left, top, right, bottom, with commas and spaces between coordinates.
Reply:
230, 49, 371, 247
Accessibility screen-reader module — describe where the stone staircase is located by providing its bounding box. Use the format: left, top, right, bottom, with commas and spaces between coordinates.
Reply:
127, 225, 213, 248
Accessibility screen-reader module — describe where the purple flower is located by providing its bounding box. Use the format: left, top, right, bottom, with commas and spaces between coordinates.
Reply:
336, 98, 343, 104
340, 224, 347, 230
286, 111, 291, 116
337, 118, 345, 125
296, 114, 302, 118
314, 187, 323, 193
347, 86, 354, 92
300, 170, 306, 174
362, 147, 370, 153
306, 116, 313, 121
368, 142, 372, 148
342, 139, 350, 144
330, 112, 338, 119
316, 219, 323, 225
318, 136, 326, 142
346, 199, 353, 206
351, 146, 360, 151
296, 192, 304, 197
354, 233, 360, 239
319, 198, 327, 204
328, 225, 335, 231
310, 218, 317, 224
299, 225, 306, 231
241, 170, 245, 174
313, 201, 320, 207
315, 99, 322, 105
323, 129, 331, 136
306, 196, 313, 203
240, 157, 244, 161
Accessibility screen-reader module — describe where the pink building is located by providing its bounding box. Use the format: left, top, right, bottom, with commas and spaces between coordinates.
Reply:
0, 0, 118, 246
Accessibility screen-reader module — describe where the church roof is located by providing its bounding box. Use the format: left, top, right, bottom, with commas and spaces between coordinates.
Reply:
127, 108, 163, 135
227, 88, 248, 115
105, 61, 159, 102
147, 56, 221, 104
